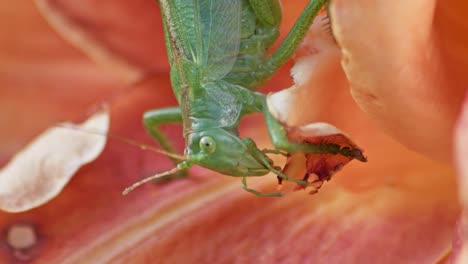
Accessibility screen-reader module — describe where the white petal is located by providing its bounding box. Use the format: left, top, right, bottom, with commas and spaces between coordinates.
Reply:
0, 111, 109, 212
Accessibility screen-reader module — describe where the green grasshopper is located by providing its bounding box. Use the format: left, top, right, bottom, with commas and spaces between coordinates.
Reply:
123, 0, 364, 196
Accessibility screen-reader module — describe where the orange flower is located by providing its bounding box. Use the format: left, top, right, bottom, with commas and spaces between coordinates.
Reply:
0, 0, 466, 263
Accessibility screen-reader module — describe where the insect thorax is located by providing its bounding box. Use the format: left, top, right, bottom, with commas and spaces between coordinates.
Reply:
184, 79, 261, 136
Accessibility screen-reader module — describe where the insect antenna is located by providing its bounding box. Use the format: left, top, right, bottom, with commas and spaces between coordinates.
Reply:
54, 124, 186, 161
122, 162, 189, 195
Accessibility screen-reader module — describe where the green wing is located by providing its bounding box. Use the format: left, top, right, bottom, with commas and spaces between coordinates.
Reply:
197, 0, 241, 80
160, 0, 241, 81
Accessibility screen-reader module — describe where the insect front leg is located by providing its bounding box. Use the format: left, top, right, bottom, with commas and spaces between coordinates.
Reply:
242, 138, 308, 187
143, 107, 187, 180
260, 98, 364, 159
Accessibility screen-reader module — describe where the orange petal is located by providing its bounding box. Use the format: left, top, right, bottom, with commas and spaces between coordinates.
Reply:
34, 0, 168, 82
330, 0, 468, 161
0, 111, 108, 213
454, 93, 468, 264
0, 0, 125, 158
456, 94, 468, 211
117, 173, 456, 263
267, 11, 346, 126
454, 218, 468, 264
0, 1, 462, 262
0, 76, 458, 262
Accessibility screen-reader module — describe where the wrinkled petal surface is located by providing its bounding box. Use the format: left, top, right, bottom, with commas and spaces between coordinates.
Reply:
0, 111, 108, 213
330, 0, 468, 161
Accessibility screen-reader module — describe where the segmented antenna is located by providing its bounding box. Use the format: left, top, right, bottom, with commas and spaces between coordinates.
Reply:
122, 162, 189, 195
55, 124, 186, 161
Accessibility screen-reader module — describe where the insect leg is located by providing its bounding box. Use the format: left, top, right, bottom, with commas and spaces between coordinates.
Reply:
266, 0, 328, 72
260, 98, 365, 159
261, 148, 288, 157
143, 107, 186, 179
241, 177, 282, 197
242, 138, 309, 186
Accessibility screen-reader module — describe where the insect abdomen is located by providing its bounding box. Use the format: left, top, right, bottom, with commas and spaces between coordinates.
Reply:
222, 0, 280, 90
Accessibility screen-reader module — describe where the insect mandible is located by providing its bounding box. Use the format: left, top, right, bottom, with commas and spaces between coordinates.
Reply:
123, 0, 363, 196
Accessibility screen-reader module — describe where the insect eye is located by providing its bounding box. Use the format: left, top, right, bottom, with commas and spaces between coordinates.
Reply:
199, 136, 216, 154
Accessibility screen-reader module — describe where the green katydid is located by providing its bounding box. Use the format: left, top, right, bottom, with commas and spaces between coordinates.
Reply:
123, 0, 365, 196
